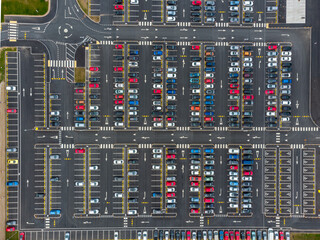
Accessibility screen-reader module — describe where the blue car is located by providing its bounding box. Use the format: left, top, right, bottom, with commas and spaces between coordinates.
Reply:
6, 181, 18, 186
190, 78, 199, 83
191, 149, 200, 154
242, 160, 254, 165
190, 73, 200, 77
229, 154, 239, 159
205, 101, 214, 105
204, 111, 214, 116
76, 117, 84, 121
282, 79, 292, 84
229, 181, 239, 186
129, 50, 139, 55
153, 51, 163, 56
192, 101, 200, 105
205, 67, 215, 72
50, 209, 61, 215
152, 192, 162, 197
206, 62, 216, 67
205, 95, 214, 99
219, 230, 224, 240
167, 79, 176, 83
204, 148, 214, 153
190, 197, 200, 202
167, 90, 176, 94
229, 73, 239, 78
230, 1, 240, 5
129, 100, 139, 106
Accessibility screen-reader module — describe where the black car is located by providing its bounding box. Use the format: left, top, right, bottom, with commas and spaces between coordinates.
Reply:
153, 45, 162, 50
243, 117, 252, 122
75, 111, 85, 115
89, 94, 100, 99
115, 117, 123, 121
128, 72, 138, 77
167, 84, 177, 89
243, 46, 252, 51
50, 116, 60, 121
243, 67, 253, 72
229, 122, 240, 127
229, 78, 238, 83
152, 111, 163, 116
205, 57, 215, 61
115, 0, 123, 3
128, 159, 138, 164
230, 57, 240, 62
190, 84, 200, 89
191, 57, 202, 61
243, 90, 253, 94
115, 56, 124, 60
152, 79, 162, 83
282, 106, 291, 111
268, 73, 278, 78
243, 122, 253, 127
166, 159, 176, 164
128, 56, 139, 61
89, 117, 100, 121
152, 95, 161, 100
167, 56, 177, 61
243, 165, 253, 171
205, 12, 215, 17
267, 79, 277, 84
167, 45, 177, 50
282, 62, 292, 67
205, 106, 214, 110
115, 78, 124, 82
280, 111, 291, 116
228, 160, 238, 165
191, 6, 201, 11
192, 17, 201, 22
204, 192, 214, 198
282, 46, 292, 51
191, 95, 201, 100
191, 122, 201, 127
75, 82, 85, 87
50, 121, 60, 127
229, 117, 238, 122
114, 111, 124, 116
282, 67, 292, 73
115, 10, 124, 15
243, 17, 253, 23
267, 67, 278, 73
204, 122, 214, 127
128, 198, 138, 203
267, 122, 277, 127
167, 105, 176, 110
230, 11, 239, 17
243, 84, 253, 89
281, 95, 291, 100
167, 0, 177, 4
266, 117, 277, 122
166, 111, 176, 116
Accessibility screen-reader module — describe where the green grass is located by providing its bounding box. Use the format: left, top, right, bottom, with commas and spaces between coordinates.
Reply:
1, 0, 48, 22
5, 231, 19, 240
0, 47, 17, 83
75, 67, 85, 83
292, 233, 320, 240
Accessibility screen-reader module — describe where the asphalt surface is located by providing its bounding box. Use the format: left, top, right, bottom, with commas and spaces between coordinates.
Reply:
2, 0, 320, 239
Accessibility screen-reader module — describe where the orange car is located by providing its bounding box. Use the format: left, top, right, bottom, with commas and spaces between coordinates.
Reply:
205, 52, 214, 56
191, 106, 200, 111
244, 51, 252, 56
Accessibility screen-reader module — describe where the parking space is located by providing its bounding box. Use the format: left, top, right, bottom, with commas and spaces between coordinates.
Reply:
152, 0, 163, 23
278, 149, 292, 216
89, 0, 100, 17
266, 0, 278, 23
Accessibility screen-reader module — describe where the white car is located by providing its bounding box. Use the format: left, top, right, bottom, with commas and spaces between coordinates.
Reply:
128, 210, 138, 215
167, 73, 176, 78
166, 198, 176, 203
152, 165, 161, 170
88, 209, 99, 214
268, 57, 277, 62
89, 165, 99, 170
229, 111, 240, 116
229, 171, 238, 176
266, 111, 276, 116
243, 1, 253, 6
167, 122, 175, 127
153, 122, 162, 127
153, 84, 163, 89
192, 89, 200, 93
167, 187, 175, 192
242, 176, 252, 181
242, 204, 252, 208
230, 51, 239, 56
167, 67, 177, 72
50, 111, 60, 116
130, 0, 139, 4
115, 122, 124, 127
115, 105, 124, 110
281, 57, 292, 61
167, 16, 176, 21
6, 86, 16, 91
143, 231, 148, 240
115, 83, 124, 88
229, 6, 239, 11
167, 95, 176, 100
243, 62, 253, 67
205, 73, 214, 77
167, 5, 177, 10
192, 62, 201, 67
90, 181, 99, 186
205, 84, 214, 89
282, 117, 290, 122
114, 192, 123, 198
281, 51, 292, 56
75, 181, 84, 187
244, 57, 253, 62
228, 148, 240, 154
281, 100, 291, 105
280, 84, 291, 89
153, 56, 161, 61
229, 176, 239, 181
90, 198, 99, 203
113, 160, 124, 165
191, 165, 200, 170
190, 187, 199, 192
243, 7, 253, 12
230, 45, 239, 50
128, 89, 138, 93
129, 111, 138, 115
167, 165, 176, 170
114, 232, 119, 240
129, 62, 138, 67
128, 149, 138, 154
230, 62, 239, 67
268, 62, 277, 67
191, 171, 200, 175
90, 105, 99, 110
204, 171, 214, 176
153, 154, 162, 158
191, 111, 200, 116
229, 204, 238, 208
152, 148, 162, 153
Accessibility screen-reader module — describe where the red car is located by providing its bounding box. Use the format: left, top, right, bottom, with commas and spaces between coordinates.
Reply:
114, 67, 123, 72
205, 187, 214, 192
129, 78, 138, 83
190, 176, 201, 181
75, 89, 84, 93
268, 45, 278, 50
153, 89, 161, 94
166, 181, 176, 186
7, 109, 17, 113
76, 105, 85, 110
89, 67, 99, 71
230, 83, 239, 89
115, 100, 124, 105
115, 95, 124, 99
243, 95, 254, 100
279, 231, 284, 240
265, 90, 275, 95
246, 231, 251, 240
166, 154, 176, 159
229, 90, 240, 94
75, 149, 85, 153
153, 117, 162, 121
167, 117, 174, 121
205, 78, 214, 83
192, 1, 201, 5
6, 226, 15, 232
235, 231, 240, 240
229, 106, 239, 111
229, 231, 234, 240
191, 45, 200, 50
166, 192, 175, 197
190, 181, 199, 186
230, 165, 238, 170
114, 5, 124, 10
19, 232, 25, 240
224, 231, 229, 240
204, 198, 214, 203
268, 106, 276, 111
204, 117, 214, 121
243, 171, 253, 176
190, 208, 199, 213
89, 83, 99, 88
115, 44, 123, 49
187, 231, 191, 240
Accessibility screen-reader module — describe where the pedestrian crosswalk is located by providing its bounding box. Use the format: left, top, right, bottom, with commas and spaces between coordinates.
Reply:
60, 126, 75, 131
139, 126, 152, 131
176, 126, 190, 131
99, 40, 114, 45
214, 127, 228, 131
252, 144, 266, 149
177, 42, 191, 46
139, 41, 152, 45
253, 42, 266, 47
292, 127, 319, 131
215, 22, 229, 27
100, 144, 114, 149
8, 21, 18, 42
60, 144, 75, 149
290, 144, 304, 149
138, 21, 152, 26
138, 144, 152, 148
253, 23, 267, 28
252, 127, 266, 131
177, 144, 190, 149
45, 218, 50, 228
100, 126, 114, 131
48, 60, 76, 68
214, 144, 228, 149
216, 42, 229, 46
177, 22, 191, 27
276, 216, 280, 228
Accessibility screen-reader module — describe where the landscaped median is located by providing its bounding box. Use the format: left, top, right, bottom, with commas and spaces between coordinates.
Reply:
1, 0, 48, 22
292, 233, 320, 240
0, 47, 17, 83
76, 0, 100, 22
75, 67, 85, 83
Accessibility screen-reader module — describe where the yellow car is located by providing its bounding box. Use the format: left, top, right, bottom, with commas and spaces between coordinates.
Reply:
7, 159, 18, 164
